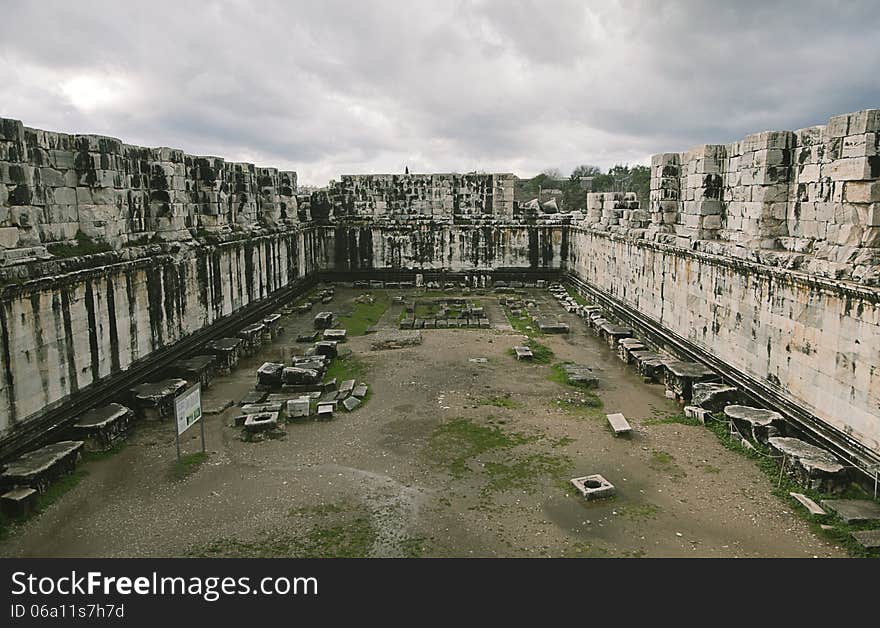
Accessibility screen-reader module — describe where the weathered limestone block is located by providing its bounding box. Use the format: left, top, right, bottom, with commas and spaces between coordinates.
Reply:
768, 436, 846, 493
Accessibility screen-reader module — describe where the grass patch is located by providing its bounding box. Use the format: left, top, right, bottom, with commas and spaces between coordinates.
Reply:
427, 417, 572, 497
0, 469, 88, 541
170, 451, 208, 480
548, 362, 599, 391
483, 452, 572, 495
703, 419, 879, 557
506, 310, 543, 337
617, 503, 661, 522
427, 417, 535, 478
555, 395, 603, 419
642, 413, 701, 427
564, 285, 589, 306
325, 353, 370, 382
478, 395, 522, 409
337, 293, 390, 336
195, 517, 377, 558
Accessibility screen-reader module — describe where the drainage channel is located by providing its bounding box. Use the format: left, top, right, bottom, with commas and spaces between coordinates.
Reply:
564, 272, 880, 484
0, 274, 319, 462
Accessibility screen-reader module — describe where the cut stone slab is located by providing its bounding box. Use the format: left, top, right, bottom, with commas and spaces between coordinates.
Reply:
851, 529, 880, 550
314, 311, 334, 329
789, 492, 827, 516
664, 361, 717, 400
317, 404, 334, 419
513, 345, 533, 361
203, 398, 235, 415
256, 362, 285, 388
241, 390, 268, 405
371, 330, 422, 350
683, 405, 711, 424
170, 355, 216, 389
129, 379, 188, 420
282, 366, 320, 386
244, 412, 279, 433
352, 384, 368, 399
560, 363, 599, 388
204, 337, 243, 373
769, 437, 846, 492
606, 413, 632, 436
692, 382, 740, 412
313, 340, 339, 358
1, 487, 38, 518
468, 357, 488, 363
237, 323, 266, 354
296, 331, 319, 343
241, 403, 283, 415
323, 329, 347, 342
287, 397, 311, 419
570, 475, 615, 500
342, 396, 361, 412
724, 405, 782, 443
339, 379, 356, 395
537, 320, 569, 334
72, 403, 135, 452
820, 499, 880, 524
0, 441, 84, 492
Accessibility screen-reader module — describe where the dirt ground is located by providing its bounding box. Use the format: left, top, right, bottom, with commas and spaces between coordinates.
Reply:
0, 287, 846, 558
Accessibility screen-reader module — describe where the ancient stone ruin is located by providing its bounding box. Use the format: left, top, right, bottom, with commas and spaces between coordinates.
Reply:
1, 109, 879, 553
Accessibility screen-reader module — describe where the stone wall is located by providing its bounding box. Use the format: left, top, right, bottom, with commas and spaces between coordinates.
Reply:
325, 173, 515, 220
321, 221, 567, 274
577, 110, 880, 285
567, 226, 880, 458
0, 228, 325, 436
0, 117, 300, 265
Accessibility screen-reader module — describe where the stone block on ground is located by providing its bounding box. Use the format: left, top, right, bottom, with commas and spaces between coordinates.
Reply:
769, 436, 846, 493
692, 382, 740, 412
723, 404, 782, 443
72, 403, 135, 452
851, 529, 880, 550
371, 330, 422, 350
606, 413, 632, 436
0, 441, 84, 492
820, 499, 880, 524
570, 474, 615, 500
1, 487, 38, 517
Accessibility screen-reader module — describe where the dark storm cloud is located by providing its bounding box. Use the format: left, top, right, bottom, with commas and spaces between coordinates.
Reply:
0, 0, 877, 184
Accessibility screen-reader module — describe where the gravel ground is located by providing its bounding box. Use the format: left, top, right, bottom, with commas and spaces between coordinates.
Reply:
0, 288, 846, 558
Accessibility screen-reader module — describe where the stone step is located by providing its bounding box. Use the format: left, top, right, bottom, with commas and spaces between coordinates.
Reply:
789, 492, 827, 516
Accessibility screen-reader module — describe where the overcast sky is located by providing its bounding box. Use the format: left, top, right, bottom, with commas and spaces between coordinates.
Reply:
1, 1, 878, 186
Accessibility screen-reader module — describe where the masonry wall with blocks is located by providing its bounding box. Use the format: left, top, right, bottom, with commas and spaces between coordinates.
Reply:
0, 117, 300, 262
634, 110, 880, 284
323, 173, 516, 220
0, 227, 326, 437
567, 226, 880, 458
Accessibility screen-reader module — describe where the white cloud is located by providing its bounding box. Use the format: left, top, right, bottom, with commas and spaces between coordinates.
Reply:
0, 0, 877, 185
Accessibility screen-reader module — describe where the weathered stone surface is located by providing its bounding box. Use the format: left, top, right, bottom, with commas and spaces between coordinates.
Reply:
851, 528, 880, 549
820, 499, 880, 524
513, 345, 533, 361
371, 330, 422, 350
789, 492, 827, 516
0, 440, 83, 491
570, 474, 615, 500
72, 403, 135, 452
129, 379, 188, 420
606, 413, 632, 436
342, 396, 361, 412
692, 382, 740, 412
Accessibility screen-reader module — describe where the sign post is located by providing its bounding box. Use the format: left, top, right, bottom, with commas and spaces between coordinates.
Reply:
173, 382, 204, 464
